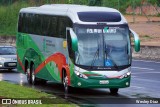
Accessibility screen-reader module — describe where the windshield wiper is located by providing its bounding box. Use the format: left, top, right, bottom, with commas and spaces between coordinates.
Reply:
104, 44, 119, 70
90, 46, 100, 68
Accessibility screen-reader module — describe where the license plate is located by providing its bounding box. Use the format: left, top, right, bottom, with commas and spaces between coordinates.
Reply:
99, 80, 109, 84
8, 63, 16, 66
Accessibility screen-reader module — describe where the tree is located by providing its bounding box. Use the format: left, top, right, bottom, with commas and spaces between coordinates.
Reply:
88, 0, 102, 6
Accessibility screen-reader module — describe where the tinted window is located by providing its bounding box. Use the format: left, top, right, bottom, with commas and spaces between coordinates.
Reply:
18, 13, 72, 38
58, 17, 73, 38
78, 12, 121, 22
47, 16, 57, 37
34, 14, 42, 35
18, 14, 22, 32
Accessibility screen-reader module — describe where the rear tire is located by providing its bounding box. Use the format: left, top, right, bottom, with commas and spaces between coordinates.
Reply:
110, 88, 119, 95
26, 66, 32, 84
31, 64, 38, 85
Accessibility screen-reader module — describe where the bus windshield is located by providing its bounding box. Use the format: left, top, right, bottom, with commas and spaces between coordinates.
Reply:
74, 24, 131, 69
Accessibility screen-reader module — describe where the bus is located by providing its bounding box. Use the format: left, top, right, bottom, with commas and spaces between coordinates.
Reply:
17, 4, 140, 94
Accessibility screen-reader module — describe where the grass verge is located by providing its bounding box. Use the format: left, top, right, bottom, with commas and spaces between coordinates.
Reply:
0, 2, 30, 36
0, 81, 76, 107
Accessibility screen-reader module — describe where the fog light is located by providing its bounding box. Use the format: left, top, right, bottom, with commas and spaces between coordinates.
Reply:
126, 82, 129, 86
78, 82, 81, 86
0, 65, 2, 67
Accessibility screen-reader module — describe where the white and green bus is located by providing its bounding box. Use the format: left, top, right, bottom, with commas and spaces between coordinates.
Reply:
17, 4, 140, 94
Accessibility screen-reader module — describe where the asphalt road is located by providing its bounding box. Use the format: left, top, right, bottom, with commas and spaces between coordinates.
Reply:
0, 60, 160, 107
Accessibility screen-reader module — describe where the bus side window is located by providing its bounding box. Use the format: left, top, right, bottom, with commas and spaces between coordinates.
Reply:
41, 15, 48, 36
58, 17, 65, 38
22, 13, 26, 33
25, 13, 30, 33
48, 16, 58, 37
28, 14, 34, 34
18, 13, 22, 32
34, 14, 42, 35
59, 17, 72, 38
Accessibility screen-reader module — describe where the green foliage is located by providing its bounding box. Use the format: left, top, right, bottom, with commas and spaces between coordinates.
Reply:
88, 0, 102, 6
0, 0, 159, 36
148, 0, 160, 6
71, 0, 88, 5
0, 1, 29, 36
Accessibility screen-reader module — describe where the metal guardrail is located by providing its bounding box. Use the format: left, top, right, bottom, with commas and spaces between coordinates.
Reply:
0, 36, 16, 46
132, 45, 160, 61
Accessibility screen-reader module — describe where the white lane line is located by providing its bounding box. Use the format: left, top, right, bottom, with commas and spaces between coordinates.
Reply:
131, 75, 137, 77
132, 72, 160, 74
133, 59, 160, 64
132, 67, 155, 71
132, 77, 160, 83
131, 86, 144, 89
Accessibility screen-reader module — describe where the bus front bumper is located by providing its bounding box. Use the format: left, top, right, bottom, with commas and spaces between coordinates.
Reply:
70, 74, 131, 88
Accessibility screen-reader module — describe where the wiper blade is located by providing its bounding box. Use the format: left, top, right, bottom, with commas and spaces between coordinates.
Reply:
90, 47, 99, 68
112, 59, 119, 70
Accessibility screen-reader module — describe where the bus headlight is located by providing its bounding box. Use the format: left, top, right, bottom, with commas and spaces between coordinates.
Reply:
119, 72, 131, 79
74, 70, 88, 79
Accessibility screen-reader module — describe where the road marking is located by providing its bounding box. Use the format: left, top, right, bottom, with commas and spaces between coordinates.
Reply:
132, 67, 155, 71
133, 59, 160, 64
132, 72, 160, 74
132, 77, 160, 83
131, 75, 137, 77
131, 86, 144, 89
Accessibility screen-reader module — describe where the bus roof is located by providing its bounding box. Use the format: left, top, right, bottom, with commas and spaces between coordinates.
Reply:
20, 4, 127, 24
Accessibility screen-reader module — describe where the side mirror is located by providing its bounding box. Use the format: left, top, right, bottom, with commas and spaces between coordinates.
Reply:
130, 29, 140, 52
66, 28, 78, 52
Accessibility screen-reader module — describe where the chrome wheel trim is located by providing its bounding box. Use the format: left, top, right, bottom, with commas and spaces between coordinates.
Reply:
63, 75, 68, 93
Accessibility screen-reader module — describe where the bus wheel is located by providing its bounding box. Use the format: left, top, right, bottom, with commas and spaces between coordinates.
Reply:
26, 66, 32, 84
31, 64, 38, 85
110, 88, 119, 95
63, 72, 69, 94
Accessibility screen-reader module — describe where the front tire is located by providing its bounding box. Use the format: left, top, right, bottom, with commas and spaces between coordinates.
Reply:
63, 72, 69, 95
110, 88, 119, 95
